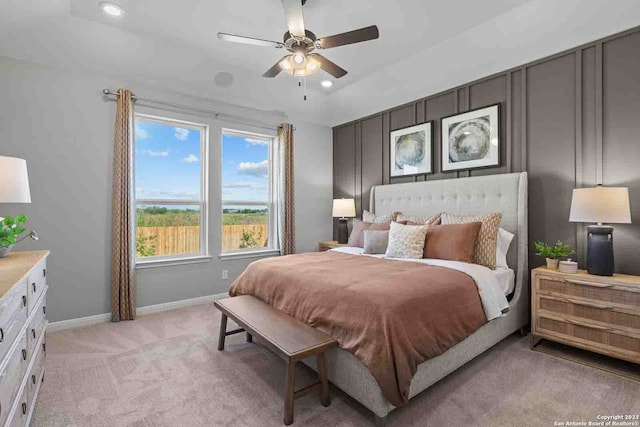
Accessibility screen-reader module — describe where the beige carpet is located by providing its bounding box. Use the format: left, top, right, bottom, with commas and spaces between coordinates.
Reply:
35, 304, 639, 426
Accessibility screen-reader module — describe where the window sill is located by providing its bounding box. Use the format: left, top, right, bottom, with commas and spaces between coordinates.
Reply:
135, 255, 212, 269
219, 249, 280, 261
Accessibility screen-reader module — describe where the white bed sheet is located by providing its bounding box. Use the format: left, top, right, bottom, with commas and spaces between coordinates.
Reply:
330, 246, 512, 321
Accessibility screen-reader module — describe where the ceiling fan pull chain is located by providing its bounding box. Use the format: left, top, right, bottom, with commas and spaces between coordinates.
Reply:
304, 77, 308, 101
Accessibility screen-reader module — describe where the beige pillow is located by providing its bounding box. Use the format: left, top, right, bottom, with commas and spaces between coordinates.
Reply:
441, 212, 502, 269
396, 212, 442, 225
384, 222, 429, 259
362, 210, 400, 224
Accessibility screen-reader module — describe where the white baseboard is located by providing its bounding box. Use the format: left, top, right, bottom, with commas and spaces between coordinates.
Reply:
48, 292, 229, 332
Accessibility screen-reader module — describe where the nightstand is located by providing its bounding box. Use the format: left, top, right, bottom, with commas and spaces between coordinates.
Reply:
318, 240, 348, 252
531, 266, 640, 364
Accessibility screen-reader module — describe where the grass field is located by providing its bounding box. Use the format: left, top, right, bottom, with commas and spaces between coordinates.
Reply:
136, 207, 268, 227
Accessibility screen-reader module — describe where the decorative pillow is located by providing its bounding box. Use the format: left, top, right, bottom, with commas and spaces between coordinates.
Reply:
441, 212, 503, 269
363, 230, 389, 254
421, 222, 482, 263
348, 221, 390, 248
396, 213, 442, 225
362, 210, 400, 224
496, 227, 515, 269
384, 222, 429, 259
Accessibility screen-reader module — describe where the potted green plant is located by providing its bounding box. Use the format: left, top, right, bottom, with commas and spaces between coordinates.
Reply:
0, 215, 38, 258
534, 240, 575, 270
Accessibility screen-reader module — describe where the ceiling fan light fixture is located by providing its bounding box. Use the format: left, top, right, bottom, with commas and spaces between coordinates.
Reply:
293, 53, 305, 64
279, 58, 291, 70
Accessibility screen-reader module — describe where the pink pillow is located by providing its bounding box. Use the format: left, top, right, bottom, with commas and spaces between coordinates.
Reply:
348, 221, 391, 248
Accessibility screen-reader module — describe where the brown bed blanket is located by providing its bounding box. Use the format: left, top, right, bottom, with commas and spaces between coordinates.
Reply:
229, 251, 486, 407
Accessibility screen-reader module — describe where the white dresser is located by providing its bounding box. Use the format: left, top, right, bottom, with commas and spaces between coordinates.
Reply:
0, 251, 48, 427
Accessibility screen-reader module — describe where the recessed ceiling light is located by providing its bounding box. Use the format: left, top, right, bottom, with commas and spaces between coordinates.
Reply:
321, 80, 333, 88
100, 2, 125, 18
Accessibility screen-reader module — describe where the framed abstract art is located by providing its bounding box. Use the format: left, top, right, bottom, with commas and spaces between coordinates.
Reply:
389, 121, 433, 178
441, 103, 500, 172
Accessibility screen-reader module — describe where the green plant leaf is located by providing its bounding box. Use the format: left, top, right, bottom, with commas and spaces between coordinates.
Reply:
3, 216, 14, 227
15, 214, 26, 224
13, 227, 25, 235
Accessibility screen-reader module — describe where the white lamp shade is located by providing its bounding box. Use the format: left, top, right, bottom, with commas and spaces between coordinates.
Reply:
332, 198, 356, 218
569, 186, 631, 224
0, 156, 31, 203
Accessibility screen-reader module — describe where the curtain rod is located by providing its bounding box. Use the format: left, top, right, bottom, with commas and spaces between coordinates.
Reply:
102, 89, 293, 132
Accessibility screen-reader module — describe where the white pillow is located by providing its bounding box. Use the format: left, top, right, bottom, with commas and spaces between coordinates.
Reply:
384, 222, 429, 259
496, 228, 514, 269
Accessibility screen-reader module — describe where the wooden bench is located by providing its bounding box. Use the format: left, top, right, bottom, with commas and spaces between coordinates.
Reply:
214, 296, 337, 425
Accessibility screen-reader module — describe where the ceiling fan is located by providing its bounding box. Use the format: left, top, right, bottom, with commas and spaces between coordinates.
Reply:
217, 0, 379, 80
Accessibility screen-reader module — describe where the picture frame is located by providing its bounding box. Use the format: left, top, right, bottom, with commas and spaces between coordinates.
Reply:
389, 121, 434, 178
440, 103, 500, 172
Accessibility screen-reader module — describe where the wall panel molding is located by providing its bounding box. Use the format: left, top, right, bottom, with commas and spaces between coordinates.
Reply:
332, 26, 640, 274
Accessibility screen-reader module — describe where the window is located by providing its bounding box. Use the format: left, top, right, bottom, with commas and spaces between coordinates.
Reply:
221, 129, 277, 255
133, 114, 209, 264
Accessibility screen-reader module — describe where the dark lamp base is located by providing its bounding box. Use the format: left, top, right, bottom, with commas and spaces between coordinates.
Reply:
337, 219, 349, 244
587, 225, 614, 276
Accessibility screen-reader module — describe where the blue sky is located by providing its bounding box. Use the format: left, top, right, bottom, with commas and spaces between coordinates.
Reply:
134, 119, 269, 204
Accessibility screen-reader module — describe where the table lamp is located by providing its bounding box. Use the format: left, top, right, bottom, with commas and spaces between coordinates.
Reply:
0, 156, 32, 203
332, 198, 356, 244
569, 185, 631, 276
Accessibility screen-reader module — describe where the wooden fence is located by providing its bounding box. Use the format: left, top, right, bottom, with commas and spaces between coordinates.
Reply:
137, 224, 268, 256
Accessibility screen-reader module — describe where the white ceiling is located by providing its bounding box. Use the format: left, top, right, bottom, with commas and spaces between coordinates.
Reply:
2, 0, 640, 126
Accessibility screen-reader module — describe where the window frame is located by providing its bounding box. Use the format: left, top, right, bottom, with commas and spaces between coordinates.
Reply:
133, 113, 210, 267
220, 128, 279, 258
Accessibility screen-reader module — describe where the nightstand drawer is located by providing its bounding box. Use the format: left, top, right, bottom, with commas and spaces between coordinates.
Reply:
538, 294, 640, 330
537, 275, 640, 306
538, 313, 640, 359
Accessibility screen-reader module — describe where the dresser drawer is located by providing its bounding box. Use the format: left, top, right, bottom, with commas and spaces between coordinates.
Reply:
538, 294, 640, 330
27, 259, 46, 315
0, 282, 27, 365
27, 336, 45, 409
0, 332, 28, 426
6, 384, 28, 427
27, 293, 46, 358
537, 275, 640, 306
537, 313, 640, 361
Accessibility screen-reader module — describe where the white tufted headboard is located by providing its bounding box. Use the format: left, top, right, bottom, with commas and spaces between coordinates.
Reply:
370, 172, 528, 296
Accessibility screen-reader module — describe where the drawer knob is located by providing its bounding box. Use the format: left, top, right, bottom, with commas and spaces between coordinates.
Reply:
43, 268, 46, 278
0, 327, 3, 343
31, 329, 36, 339
22, 295, 27, 308
22, 349, 27, 360
31, 374, 36, 385
42, 342, 46, 353
21, 402, 26, 415
43, 306, 46, 315
32, 283, 36, 293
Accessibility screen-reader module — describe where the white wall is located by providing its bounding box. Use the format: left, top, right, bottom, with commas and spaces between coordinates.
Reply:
0, 55, 333, 322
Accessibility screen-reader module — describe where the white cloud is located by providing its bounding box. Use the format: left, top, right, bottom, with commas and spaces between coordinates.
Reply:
237, 160, 269, 177
135, 124, 149, 140
140, 149, 169, 157
174, 127, 190, 141
245, 137, 268, 145
183, 154, 198, 163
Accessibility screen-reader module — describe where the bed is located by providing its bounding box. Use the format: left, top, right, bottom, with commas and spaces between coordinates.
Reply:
233, 172, 528, 424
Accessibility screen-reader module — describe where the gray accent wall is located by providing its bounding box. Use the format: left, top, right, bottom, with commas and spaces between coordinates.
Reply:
333, 26, 640, 275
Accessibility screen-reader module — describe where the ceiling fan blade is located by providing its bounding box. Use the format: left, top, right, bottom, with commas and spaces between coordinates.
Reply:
263, 56, 290, 78
311, 54, 348, 78
218, 32, 284, 49
281, 0, 306, 38
317, 25, 379, 49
